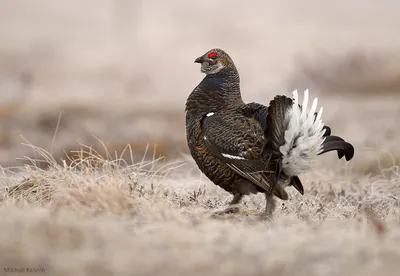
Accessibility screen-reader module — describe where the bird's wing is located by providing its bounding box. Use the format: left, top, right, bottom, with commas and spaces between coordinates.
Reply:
242, 102, 305, 195
242, 102, 269, 134
244, 100, 351, 161
200, 110, 288, 200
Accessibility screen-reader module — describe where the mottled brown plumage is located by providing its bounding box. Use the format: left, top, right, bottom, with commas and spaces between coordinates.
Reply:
185, 48, 354, 217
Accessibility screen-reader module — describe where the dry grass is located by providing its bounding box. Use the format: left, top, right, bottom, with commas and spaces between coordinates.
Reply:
0, 144, 400, 276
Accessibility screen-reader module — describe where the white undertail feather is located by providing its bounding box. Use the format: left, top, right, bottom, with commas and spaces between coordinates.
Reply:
279, 89, 326, 176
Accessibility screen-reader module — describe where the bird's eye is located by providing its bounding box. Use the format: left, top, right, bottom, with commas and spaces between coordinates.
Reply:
208, 51, 218, 59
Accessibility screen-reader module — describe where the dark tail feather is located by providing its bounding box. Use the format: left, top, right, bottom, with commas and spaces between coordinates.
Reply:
322, 126, 345, 158
319, 136, 354, 161
322, 125, 331, 136
324, 135, 345, 143
323, 135, 353, 160
290, 176, 304, 195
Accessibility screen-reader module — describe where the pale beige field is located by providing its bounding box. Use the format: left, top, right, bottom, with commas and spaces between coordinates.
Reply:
1, 1, 400, 275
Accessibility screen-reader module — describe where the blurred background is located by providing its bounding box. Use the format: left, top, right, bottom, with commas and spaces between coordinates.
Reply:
0, 0, 399, 175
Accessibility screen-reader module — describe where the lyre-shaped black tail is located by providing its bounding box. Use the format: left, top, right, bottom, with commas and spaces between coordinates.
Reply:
319, 135, 354, 161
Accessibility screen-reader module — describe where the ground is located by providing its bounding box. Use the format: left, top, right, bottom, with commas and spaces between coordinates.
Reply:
0, 144, 399, 276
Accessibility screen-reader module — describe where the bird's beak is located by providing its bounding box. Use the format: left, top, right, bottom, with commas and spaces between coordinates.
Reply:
194, 56, 205, 63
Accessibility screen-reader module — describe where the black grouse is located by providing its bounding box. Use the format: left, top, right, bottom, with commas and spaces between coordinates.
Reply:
185, 48, 354, 218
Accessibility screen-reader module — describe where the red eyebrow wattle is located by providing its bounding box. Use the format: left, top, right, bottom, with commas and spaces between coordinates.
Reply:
208, 51, 218, 58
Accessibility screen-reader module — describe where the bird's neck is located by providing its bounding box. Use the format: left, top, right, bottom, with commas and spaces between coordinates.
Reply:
186, 68, 243, 116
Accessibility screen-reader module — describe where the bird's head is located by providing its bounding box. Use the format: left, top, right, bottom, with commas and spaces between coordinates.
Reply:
194, 48, 235, 75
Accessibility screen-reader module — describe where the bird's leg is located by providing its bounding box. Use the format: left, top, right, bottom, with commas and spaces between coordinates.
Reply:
261, 193, 276, 220
228, 193, 243, 211
213, 193, 243, 216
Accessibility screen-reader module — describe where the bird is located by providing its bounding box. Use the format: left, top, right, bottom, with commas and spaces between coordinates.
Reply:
185, 48, 354, 218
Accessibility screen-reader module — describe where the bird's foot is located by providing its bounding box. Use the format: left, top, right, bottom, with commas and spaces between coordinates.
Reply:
258, 194, 276, 221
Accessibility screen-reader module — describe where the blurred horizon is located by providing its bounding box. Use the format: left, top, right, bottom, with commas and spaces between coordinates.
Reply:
0, 0, 399, 171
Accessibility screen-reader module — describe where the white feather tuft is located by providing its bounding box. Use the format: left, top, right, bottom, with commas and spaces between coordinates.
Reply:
279, 90, 326, 176
222, 153, 246, 160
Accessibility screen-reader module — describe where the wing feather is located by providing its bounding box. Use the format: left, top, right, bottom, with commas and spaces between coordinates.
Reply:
200, 111, 288, 200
